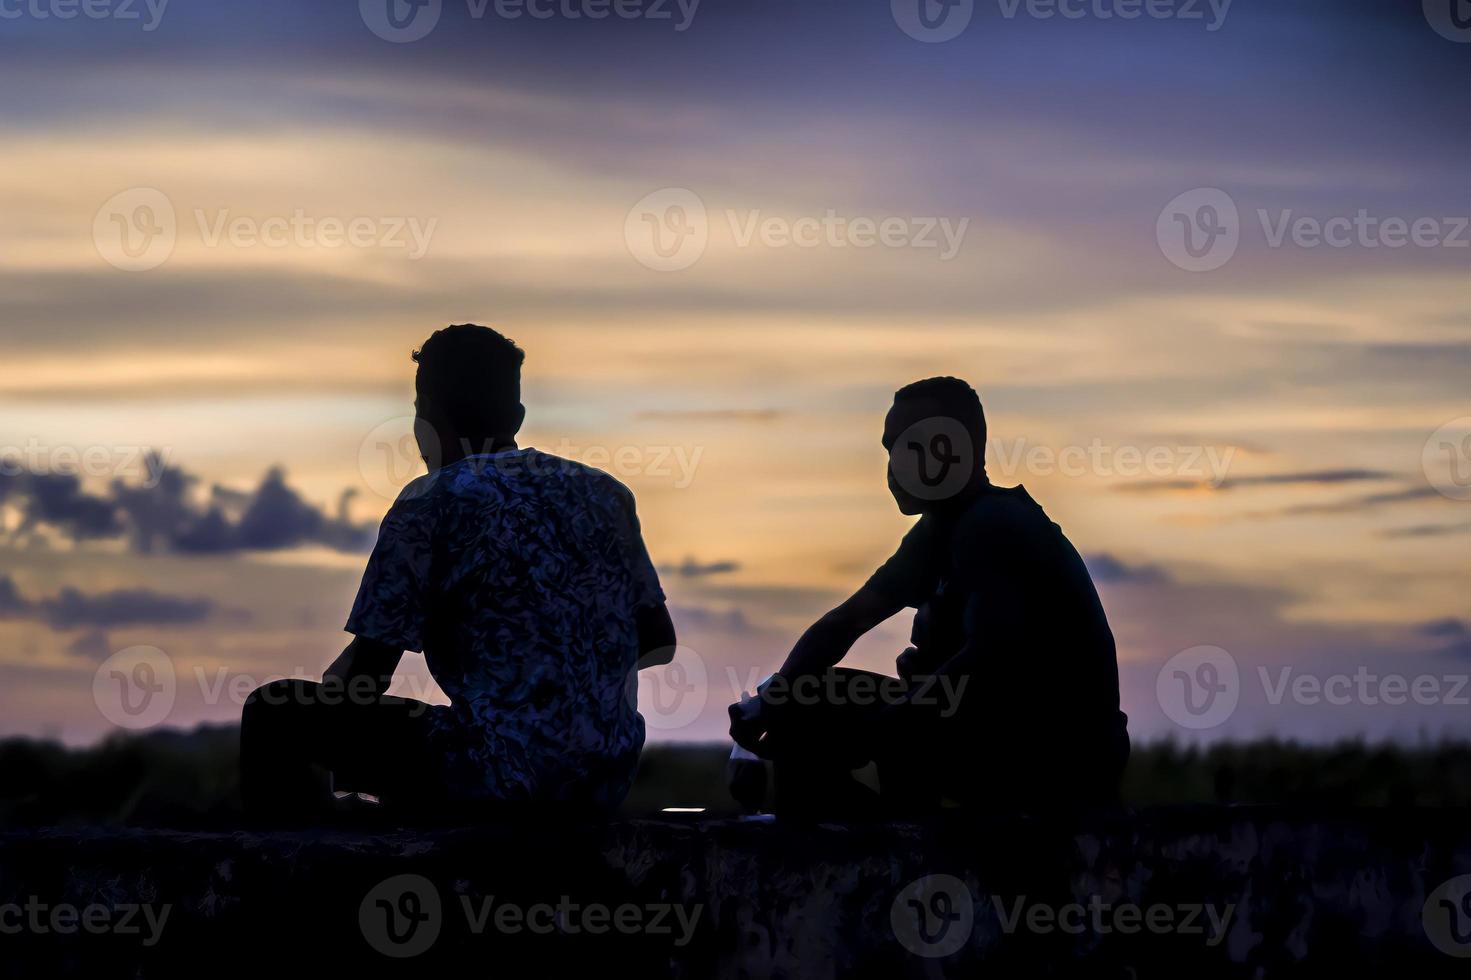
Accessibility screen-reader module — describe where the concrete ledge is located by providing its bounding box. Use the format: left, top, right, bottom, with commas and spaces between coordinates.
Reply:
2, 807, 1470, 977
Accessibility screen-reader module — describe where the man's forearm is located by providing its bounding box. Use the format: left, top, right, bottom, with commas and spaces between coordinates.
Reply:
323, 638, 402, 701
777, 611, 865, 679
636, 602, 677, 669
323, 646, 354, 680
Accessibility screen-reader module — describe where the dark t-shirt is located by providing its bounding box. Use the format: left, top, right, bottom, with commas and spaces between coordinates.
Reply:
865, 484, 1126, 763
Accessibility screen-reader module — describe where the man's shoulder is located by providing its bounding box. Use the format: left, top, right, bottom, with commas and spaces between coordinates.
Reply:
479, 450, 640, 516
951, 484, 1053, 540
531, 450, 635, 501
426, 449, 627, 496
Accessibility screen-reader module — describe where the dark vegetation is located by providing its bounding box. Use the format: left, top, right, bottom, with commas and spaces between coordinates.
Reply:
3, 726, 1470, 828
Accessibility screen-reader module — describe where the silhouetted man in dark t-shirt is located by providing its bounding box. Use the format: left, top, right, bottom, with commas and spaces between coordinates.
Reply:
729, 377, 1129, 813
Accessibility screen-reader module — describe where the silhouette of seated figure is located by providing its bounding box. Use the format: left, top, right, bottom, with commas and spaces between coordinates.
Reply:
730, 377, 1129, 815
241, 325, 674, 823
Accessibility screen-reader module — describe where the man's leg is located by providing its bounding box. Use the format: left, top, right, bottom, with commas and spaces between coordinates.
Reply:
240, 678, 441, 822
765, 668, 940, 816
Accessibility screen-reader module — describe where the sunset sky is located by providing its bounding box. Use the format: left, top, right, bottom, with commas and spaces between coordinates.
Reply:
2, 0, 1468, 745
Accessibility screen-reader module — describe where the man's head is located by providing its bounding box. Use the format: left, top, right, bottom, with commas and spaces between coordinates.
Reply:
883, 376, 987, 515
413, 324, 525, 467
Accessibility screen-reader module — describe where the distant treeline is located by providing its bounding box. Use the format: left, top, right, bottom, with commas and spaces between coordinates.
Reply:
3, 727, 1471, 828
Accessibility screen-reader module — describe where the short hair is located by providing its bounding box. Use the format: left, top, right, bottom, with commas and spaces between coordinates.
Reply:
413, 324, 525, 438
893, 376, 986, 443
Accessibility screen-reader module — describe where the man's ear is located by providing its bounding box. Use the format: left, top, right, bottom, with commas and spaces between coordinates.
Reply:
509, 402, 527, 436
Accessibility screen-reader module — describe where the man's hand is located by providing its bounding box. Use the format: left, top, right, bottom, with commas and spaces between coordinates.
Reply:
728, 680, 779, 758
895, 644, 949, 682
895, 646, 923, 681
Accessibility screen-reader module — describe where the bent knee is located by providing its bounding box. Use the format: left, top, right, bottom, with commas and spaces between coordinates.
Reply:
244, 678, 320, 715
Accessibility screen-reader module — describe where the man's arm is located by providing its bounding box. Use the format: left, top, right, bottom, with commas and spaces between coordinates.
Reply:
729, 579, 905, 755
777, 517, 932, 679
777, 579, 905, 680
322, 636, 405, 701
729, 520, 927, 753
637, 602, 677, 669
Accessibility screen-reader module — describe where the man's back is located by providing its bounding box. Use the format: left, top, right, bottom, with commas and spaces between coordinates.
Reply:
947, 486, 1120, 720
347, 447, 665, 808
874, 483, 1126, 802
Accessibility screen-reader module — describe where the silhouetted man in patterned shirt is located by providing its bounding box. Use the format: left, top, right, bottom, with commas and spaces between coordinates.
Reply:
242, 324, 675, 822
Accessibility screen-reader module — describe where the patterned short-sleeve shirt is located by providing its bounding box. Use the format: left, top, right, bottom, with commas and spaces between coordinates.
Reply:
346, 448, 665, 809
